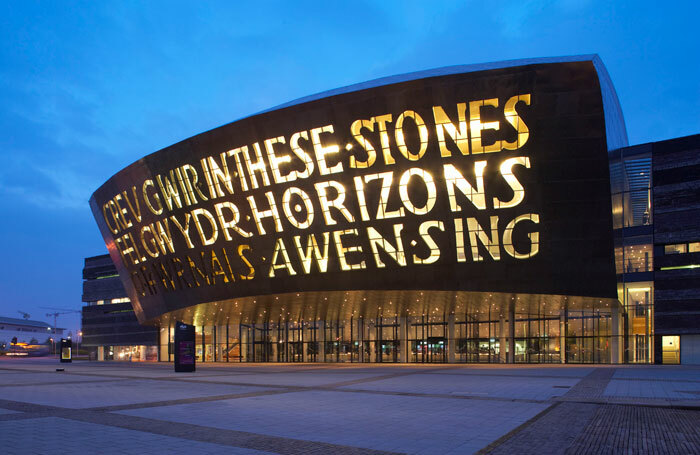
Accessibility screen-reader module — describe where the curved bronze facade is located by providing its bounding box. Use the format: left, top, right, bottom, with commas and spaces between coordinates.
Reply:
91, 58, 620, 327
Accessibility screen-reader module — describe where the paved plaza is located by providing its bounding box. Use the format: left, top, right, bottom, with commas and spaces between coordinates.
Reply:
1, 359, 699, 454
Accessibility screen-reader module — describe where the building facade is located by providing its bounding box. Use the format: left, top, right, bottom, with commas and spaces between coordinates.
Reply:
81, 255, 159, 360
85, 56, 699, 364
0, 316, 64, 348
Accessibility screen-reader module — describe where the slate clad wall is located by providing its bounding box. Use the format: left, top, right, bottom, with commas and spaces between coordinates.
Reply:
81, 255, 158, 347
652, 134, 700, 347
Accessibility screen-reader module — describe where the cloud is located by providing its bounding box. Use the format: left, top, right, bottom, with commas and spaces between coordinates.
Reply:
0, 162, 99, 210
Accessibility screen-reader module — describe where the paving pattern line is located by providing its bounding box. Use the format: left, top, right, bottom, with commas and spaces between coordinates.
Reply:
418, 371, 594, 380
0, 378, 132, 388
554, 396, 700, 410
475, 402, 562, 454
0, 397, 403, 455
87, 388, 296, 412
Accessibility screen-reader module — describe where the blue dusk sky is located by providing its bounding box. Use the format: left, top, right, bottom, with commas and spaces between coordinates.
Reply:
0, 1, 698, 334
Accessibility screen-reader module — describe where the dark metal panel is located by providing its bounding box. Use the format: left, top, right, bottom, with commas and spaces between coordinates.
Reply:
89, 61, 619, 325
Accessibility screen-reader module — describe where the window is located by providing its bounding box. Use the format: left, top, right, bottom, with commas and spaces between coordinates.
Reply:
664, 244, 687, 255
689, 242, 700, 253
624, 242, 652, 273
661, 336, 680, 364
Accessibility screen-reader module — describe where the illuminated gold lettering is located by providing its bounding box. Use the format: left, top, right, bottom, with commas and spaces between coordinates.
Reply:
238, 245, 255, 280
314, 181, 355, 225
220, 247, 237, 282
367, 224, 406, 268
374, 114, 394, 165
192, 208, 218, 246
290, 131, 315, 179
170, 257, 194, 289
214, 202, 252, 240
230, 144, 270, 191
294, 232, 330, 273
443, 162, 487, 211
265, 136, 295, 184
136, 265, 157, 295
203, 153, 235, 198
311, 125, 343, 175
349, 119, 377, 168
152, 261, 175, 290
180, 164, 208, 204
186, 253, 209, 286
364, 172, 404, 219
269, 237, 296, 277
152, 219, 175, 255
157, 171, 183, 211
131, 269, 147, 296
467, 216, 500, 261
247, 191, 283, 235
282, 187, 314, 229
140, 225, 160, 258
353, 176, 371, 222
107, 200, 125, 230
454, 218, 466, 262
432, 103, 469, 157
395, 110, 428, 161
469, 98, 501, 154
503, 94, 531, 150
122, 186, 142, 224
102, 203, 119, 234
412, 220, 445, 264
143, 179, 164, 216
494, 157, 530, 209
200, 157, 215, 198
115, 232, 145, 265
250, 142, 272, 188
503, 213, 540, 259
170, 213, 195, 249
174, 167, 192, 206
399, 168, 436, 215
333, 229, 366, 271
113, 195, 132, 228
209, 250, 230, 284
228, 146, 251, 191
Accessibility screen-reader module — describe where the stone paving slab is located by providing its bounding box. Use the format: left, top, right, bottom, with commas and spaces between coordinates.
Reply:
117, 389, 549, 454
340, 372, 580, 400
0, 372, 126, 386
2, 359, 700, 454
0, 416, 275, 455
605, 378, 700, 400
613, 366, 700, 382
186, 372, 385, 387
2, 379, 271, 408
429, 366, 594, 378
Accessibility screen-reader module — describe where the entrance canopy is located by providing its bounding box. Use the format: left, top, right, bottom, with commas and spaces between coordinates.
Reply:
156, 290, 622, 328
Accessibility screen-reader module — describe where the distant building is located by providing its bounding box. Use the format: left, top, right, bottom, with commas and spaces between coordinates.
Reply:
0, 316, 64, 347
81, 255, 159, 361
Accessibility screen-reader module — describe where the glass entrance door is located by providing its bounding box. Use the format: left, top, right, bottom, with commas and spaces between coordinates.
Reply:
411, 319, 447, 363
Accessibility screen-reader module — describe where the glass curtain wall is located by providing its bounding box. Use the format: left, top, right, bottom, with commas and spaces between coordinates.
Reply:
610, 147, 654, 364
160, 307, 616, 364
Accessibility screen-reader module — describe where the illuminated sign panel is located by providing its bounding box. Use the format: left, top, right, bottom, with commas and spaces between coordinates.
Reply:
91, 61, 618, 324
